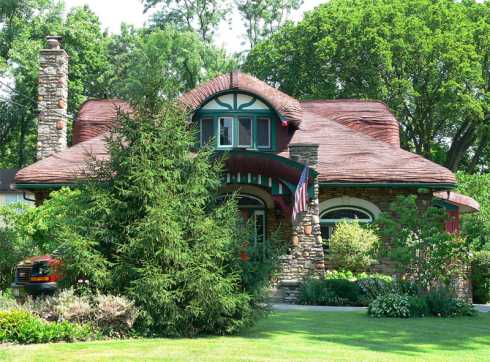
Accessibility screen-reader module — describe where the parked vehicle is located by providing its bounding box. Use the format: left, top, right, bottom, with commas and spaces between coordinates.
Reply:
11, 255, 63, 298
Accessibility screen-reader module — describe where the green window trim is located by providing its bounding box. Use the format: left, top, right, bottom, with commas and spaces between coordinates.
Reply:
197, 113, 277, 151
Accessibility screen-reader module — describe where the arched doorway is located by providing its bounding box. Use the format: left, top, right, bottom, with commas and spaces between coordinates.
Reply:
217, 193, 266, 244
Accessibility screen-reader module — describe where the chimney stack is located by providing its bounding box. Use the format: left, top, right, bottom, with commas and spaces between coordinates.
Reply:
37, 35, 68, 160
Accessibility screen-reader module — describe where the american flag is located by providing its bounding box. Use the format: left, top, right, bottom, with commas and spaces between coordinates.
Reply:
292, 166, 309, 222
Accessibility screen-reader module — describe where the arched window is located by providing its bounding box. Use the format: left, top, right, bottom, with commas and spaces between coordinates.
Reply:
320, 206, 374, 240
318, 197, 380, 242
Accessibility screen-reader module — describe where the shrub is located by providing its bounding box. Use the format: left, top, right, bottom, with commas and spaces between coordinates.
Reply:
328, 221, 379, 272
94, 294, 139, 337
407, 296, 429, 317
33, 289, 91, 323
356, 276, 393, 302
471, 251, 490, 303
0, 309, 94, 344
0, 290, 18, 311
425, 288, 476, 317
323, 279, 363, 305
298, 279, 348, 306
368, 293, 411, 318
376, 195, 471, 290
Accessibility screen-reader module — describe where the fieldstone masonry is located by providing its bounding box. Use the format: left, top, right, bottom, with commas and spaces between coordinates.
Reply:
275, 143, 325, 303
37, 36, 68, 160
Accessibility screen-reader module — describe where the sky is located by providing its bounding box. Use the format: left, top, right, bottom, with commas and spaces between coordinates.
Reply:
63, 0, 327, 53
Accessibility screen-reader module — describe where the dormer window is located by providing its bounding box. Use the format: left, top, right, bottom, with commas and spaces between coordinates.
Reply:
196, 92, 276, 151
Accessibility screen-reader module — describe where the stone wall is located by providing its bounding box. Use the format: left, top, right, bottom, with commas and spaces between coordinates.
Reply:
273, 143, 325, 303
37, 36, 68, 160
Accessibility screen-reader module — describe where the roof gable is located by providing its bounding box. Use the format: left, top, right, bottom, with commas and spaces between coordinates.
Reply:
179, 71, 303, 127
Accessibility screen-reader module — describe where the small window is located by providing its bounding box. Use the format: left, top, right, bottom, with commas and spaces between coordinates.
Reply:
319, 207, 373, 246
218, 117, 233, 147
238, 117, 252, 147
257, 117, 270, 148
200, 118, 214, 146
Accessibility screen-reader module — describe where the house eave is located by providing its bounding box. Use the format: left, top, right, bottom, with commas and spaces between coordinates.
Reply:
319, 182, 456, 190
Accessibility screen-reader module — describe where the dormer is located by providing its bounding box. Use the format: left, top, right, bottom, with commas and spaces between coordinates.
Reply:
196, 91, 277, 151
179, 71, 303, 153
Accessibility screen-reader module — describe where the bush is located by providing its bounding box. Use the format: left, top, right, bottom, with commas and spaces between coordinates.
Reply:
298, 279, 348, 306
323, 279, 363, 304
31, 289, 139, 338
425, 288, 476, 317
0, 290, 18, 311
368, 293, 411, 318
471, 251, 490, 303
368, 288, 476, 318
0, 309, 94, 344
356, 275, 393, 302
407, 296, 429, 317
328, 221, 379, 272
93, 294, 139, 337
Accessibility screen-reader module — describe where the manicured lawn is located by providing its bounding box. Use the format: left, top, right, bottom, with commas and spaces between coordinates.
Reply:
1, 311, 489, 361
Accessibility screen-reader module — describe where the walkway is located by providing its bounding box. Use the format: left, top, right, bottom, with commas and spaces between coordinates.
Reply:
273, 303, 490, 313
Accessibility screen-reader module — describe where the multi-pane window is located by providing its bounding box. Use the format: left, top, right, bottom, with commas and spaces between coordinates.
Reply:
200, 118, 214, 146
238, 117, 252, 147
257, 117, 271, 148
218, 117, 233, 147
200, 116, 272, 150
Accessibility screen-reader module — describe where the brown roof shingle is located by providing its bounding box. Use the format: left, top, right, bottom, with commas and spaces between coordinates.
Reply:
73, 99, 132, 145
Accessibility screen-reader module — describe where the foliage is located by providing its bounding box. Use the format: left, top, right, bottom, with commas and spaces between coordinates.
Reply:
376, 195, 470, 290
298, 279, 348, 306
0, 290, 17, 311
425, 288, 476, 317
0, 189, 111, 289
328, 220, 379, 273
471, 251, 490, 304
31, 289, 139, 338
235, 0, 303, 48
457, 172, 490, 250
0, 309, 94, 344
369, 288, 476, 319
144, 0, 230, 43
0, 1, 113, 167
107, 26, 236, 111
299, 273, 393, 306
368, 293, 412, 318
244, 0, 490, 172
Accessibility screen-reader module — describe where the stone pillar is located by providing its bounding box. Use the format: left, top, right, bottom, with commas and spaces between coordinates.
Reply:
37, 36, 68, 160
276, 143, 325, 303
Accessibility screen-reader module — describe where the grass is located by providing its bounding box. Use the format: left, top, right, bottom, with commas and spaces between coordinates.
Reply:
1, 311, 489, 361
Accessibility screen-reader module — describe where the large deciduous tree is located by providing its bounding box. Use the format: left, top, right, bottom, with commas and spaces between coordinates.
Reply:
144, 0, 230, 43
244, 0, 490, 172
236, 0, 303, 48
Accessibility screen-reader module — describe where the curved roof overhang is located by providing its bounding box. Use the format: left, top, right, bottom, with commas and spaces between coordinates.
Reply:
179, 71, 303, 128
433, 191, 480, 213
221, 150, 316, 186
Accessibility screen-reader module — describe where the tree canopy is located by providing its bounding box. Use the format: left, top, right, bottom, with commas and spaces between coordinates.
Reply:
244, 0, 490, 172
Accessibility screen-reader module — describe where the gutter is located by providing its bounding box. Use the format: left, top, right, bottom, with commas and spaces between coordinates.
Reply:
319, 182, 456, 190
14, 183, 75, 190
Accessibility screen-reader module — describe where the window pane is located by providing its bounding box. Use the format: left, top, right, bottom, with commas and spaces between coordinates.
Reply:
219, 117, 233, 146
200, 118, 214, 146
254, 211, 265, 244
320, 208, 372, 222
238, 117, 252, 147
257, 118, 270, 148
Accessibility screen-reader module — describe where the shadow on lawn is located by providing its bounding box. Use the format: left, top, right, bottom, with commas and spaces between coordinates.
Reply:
240, 311, 490, 357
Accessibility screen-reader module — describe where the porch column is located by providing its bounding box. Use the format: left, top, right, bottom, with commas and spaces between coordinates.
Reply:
277, 143, 325, 303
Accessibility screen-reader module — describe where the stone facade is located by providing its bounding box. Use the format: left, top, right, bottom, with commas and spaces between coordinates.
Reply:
274, 143, 325, 303
37, 36, 68, 160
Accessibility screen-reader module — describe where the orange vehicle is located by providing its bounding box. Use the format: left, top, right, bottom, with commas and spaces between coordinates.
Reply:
11, 255, 63, 298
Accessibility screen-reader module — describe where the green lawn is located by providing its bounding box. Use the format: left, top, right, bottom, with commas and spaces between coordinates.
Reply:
1, 311, 489, 362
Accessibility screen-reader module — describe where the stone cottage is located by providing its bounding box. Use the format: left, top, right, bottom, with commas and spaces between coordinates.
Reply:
14, 37, 479, 302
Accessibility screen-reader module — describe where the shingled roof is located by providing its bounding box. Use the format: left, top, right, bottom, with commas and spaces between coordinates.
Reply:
279, 104, 456, 185
73, 99, 132, 145
14, 72, 456, 187
180, 71, 303, 127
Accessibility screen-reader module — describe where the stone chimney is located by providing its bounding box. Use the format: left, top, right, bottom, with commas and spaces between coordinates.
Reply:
37, 36, 68, 160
